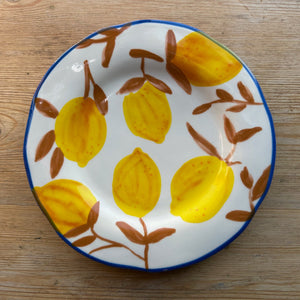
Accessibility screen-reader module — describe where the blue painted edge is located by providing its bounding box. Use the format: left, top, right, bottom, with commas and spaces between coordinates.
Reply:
23, 19, 276, 272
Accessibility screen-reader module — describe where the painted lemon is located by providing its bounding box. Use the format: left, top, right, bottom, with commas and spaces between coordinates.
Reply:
171, 32, 242, 86
34, 179, 97, 234
170, 156, 234, 223
55, 97, 107, 167
112, 148, 161, 217
123, 81, 172, 143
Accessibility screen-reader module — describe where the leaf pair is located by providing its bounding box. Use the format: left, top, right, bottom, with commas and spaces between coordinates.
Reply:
193, 81, 259, 115
77, 25, 129, 68
224, 115, 262, 145
65, 202, 100, 247
116, 221, 175, 245
34, 98, 64, 178
118, 49, 172, 95
165, 30, 191, 95
226, 165, 271, 222
84, 60, 108, 115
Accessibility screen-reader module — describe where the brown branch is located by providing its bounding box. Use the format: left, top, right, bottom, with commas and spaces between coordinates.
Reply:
90, 226, 144, 261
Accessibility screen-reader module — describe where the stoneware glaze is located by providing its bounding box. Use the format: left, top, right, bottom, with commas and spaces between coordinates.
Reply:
23, 20, 276, 272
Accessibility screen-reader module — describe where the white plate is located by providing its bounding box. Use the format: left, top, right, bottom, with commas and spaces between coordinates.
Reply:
24, 20, 276, 271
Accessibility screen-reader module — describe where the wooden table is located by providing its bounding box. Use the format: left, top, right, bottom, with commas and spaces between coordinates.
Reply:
1, 0, 299, 299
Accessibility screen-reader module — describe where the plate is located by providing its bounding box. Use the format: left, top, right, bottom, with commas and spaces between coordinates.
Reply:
23, 20, 276, 271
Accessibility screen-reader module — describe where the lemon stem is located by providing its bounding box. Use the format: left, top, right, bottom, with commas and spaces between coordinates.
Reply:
139, 218, 149, 270
249, 190, 255, 211
83, 60, 90, 99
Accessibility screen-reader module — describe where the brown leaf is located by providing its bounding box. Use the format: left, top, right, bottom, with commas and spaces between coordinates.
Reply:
118, 77, 145, 94
72, 235, 96, 247
166, 62, 191, 95
144, 74, 172, 94
216, 89, 234, 101
64, 223, 90, 238
129, 49, 164, 62
240, 166, 254, 189
100, 28, 119, 37
116, 221, 145, 245
251, 165, 271, 201
35, 130, 55, 162
50, 147, 64, 179
94, 83, 108, 115
35, 98, 59, 119
146, 228, 176, 244
224, 115, 236, 144
102, 39, 115, 68
226, 103, 247, 112
226, 210, 254, 222
234, 127, 262, 143
77, 39, 95, 49
87, 202, 100, 227
186, 122, 222, 159
238, 81, 255, 103
193, 103, 212, 114
165, 29, 176, 62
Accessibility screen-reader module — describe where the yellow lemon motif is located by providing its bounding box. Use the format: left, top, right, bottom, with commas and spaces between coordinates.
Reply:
123, 81, 172, 144
172, 32, 242, 86
112, 148, 161, 217
55, 97, 107, 167
171, 156, 234, 223
34, 179, 97, 234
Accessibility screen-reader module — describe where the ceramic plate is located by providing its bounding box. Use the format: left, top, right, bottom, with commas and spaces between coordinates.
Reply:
23, 20, 276, 271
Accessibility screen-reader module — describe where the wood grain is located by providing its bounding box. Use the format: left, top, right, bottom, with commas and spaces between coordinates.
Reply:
0, 0, 299, 299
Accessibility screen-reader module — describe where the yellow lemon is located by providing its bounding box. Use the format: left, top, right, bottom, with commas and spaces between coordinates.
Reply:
55, 97, 107, 167
170, 156, 234, 223
172, 32, 242, 86
34, 179, 97, 234
123, 82, 172, 143
112, 148, 161, 217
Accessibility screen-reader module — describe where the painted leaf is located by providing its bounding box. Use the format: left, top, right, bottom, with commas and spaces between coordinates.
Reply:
87, 202, 100, 227
35, 98, 59, 118
193, 103, 212, 115
94, 83, 108, 115
100, 28, 119, 37
234, 127, 262, 143
77, 39, 95, 49
118, 77, 145, 94
116, 221, 145, 245
72, 235, 96, 247
238, 81, 254, 103
50, 147, 64, 179
251, 165, 271, 201
186, 122, 222, 159
35, 130, 55, 162
224, 115, 236, 144
129, 49, 164, 62
166, 62, 192, 95
216, 89, 234, 101
226, 103, 247, 112
165, 29, 176, 62
102, 39, 115, 68
145, 74, 172, 94
64, 223, 90, 238
226, 210, 254, 222
147, 228, 176, 244
240, 166, 254, 189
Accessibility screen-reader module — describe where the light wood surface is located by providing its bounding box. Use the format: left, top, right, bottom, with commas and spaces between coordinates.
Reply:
0, 0, 299, 299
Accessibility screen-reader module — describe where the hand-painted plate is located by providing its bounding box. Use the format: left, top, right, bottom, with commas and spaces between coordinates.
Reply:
23, 20, 276, 272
